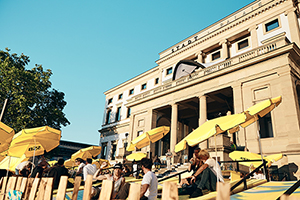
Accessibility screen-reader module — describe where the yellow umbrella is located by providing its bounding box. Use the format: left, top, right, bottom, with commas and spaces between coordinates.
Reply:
229, 151, 283, 168
239, 96, 282, 129
92, 158, 111, 169
48, 160, 57, 167
64, 159, 76, 168
71, 146, 102, 160
126, 152, 147, 161
175, 113, 246, 152
7, 126, 61, 158
0, 154, 28, 171
0, 122, 15, 153
127, 126, 170, 151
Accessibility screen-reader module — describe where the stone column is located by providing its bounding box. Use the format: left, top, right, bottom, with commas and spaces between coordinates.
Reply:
285, 8, 300, 47
196, 51, 205, 63
147, 109, 158, 159
171, 103, 178, 163
199, 95, 207, 126
220, 39, 229, 60
248, 25, 258, 48
232, 82, 246, 147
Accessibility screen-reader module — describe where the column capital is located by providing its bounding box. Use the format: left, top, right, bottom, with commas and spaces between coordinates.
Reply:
198, 95, 207, 99
248, 25, 258, 32
284, 7, 296, 16
219, 39, 229, 46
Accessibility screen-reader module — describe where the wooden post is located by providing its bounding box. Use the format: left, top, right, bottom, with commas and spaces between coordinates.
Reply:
19, 178, 28, 195
56, 176, 68, 200
216, 182, 230, 200
28, 178, 40, 200
36, 178, 53, 200
98, 180, 114, 200
72, 176, 82, 200
83, 175, 93, 200
128, 183, 141, 200
0, 176, 8, 200
15, 177, 23, 191
23, 178, 34, 200
162, 182, 178, 200
7, 176, 17, 192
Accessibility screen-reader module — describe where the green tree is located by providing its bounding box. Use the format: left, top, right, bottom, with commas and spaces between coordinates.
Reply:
0, 48, 70, 131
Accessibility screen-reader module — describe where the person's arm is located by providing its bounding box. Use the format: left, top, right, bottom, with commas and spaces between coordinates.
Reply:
140, 184, 149, 198
190, 164, 208, 183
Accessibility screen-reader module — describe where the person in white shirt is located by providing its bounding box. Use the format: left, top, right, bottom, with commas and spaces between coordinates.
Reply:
140, 158, 158, 200
75, 158, 86, 177
83, 158, 97, 181
189, 149, 224, 198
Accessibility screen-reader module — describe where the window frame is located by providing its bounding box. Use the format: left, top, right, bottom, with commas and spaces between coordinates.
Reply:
106, 109, 112, 124
211, 51, 221, 61
155, 77, 159, 85
115, 107, 121, 121
108, 98, 113, 104
129, 89, 134, 95
263, 17, 281, 35
118, 93, 123, 100
141, 83, 147, 90
237, 38, 250, 51
166, 67, 173, 76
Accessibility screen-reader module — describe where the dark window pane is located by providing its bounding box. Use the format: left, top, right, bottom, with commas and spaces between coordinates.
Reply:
108, 98, 112, 104
127, 108, 131, 118
265, 19, 279, 32
129, 89, 134, 95
116, 107, 121, 121
259, 113, 274, 138
155, 78, 159, 84
166, 67, 173, 75
141, 83, 147, 90
238, 39, 249, 50
212, 51, 221, 60
118, 93, 123, 99
106, 110, 111, 124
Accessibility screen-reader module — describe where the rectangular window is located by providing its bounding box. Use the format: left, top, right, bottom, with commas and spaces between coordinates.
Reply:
129, 89, 134, 95
111, 144, 117, 160
108, 98, 113, 104
166, 67, 173, 75
155, 78, 159, 84
265, 19, 279, 32
259, 113, 274, 138
101, 142, 107, 159
116, 107, 121, 121
141, 83, 147, 90
106, 110, 111, 124
118, 93, 123, 100
212, 51, 221, 61
137, 130, 143, 137
238, 39, 249, 50
127, 108, 131, 118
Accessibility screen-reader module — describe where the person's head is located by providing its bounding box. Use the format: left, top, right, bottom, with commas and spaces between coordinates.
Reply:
198, 150, 210, 161
194, 147, 201, 156
141, 158, 152, 170
167, 149, 170, 152
75, 158, 84, 165
57, 158, 65, 166
113, 163, 123, 176
86, 158, 92, 164
27, 163, 33, 169
38, 160, 49, 169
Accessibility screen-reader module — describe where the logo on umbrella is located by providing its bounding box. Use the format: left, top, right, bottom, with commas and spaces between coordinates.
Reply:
28, 146, 41, 151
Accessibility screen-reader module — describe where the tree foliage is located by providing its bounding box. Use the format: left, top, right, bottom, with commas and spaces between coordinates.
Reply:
0, 48, 70, 131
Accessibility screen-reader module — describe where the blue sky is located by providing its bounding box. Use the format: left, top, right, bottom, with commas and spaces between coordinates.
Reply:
0, 0, 253, 145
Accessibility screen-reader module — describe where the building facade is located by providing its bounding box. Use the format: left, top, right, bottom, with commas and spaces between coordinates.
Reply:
99, 0, 300, 178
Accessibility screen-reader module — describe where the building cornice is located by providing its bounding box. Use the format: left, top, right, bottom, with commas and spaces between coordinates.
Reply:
156, 0, 290, 65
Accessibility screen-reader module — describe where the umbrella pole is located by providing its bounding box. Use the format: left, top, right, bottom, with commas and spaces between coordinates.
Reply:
256, 121, 267, 179
0, 98, 8, 122
6, 156, 11, 177
31, 138, 36, 174
214, 135, 220, 182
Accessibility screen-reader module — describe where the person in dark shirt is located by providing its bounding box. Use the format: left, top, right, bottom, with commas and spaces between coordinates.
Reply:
48, 158, 72, 189
30, 160, 48, 178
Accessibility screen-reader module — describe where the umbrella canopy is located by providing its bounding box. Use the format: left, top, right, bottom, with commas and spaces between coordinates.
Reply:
240, 96, 282, 129
127, 126, 170, 151
71, 146, 101, 160
0, 154, 28, 171
92, 158, 111, 169
229, 151, 283, 168
64, 159, 76, 168
0, 122, 15, 153
7, 126, 61, 158
175, 113, 246, 152
126, 152, 147, 161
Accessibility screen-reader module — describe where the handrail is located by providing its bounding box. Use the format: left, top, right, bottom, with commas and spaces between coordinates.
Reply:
230, 160, 268, 192
158, 169, 188, 183
276, 179, 300, 200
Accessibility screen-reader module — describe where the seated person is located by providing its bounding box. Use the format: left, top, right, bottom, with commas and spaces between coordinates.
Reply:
153, 156, 162, 169
91, 163, 125, 199
48, 158, 73, 189
122, 165, 131, 177
30, 160, 48, 178
189, 149, 224, 198
115, 158, 158, 200
180, 147, 202, 189
75, 158, 86, 177
20, 162, 33, 177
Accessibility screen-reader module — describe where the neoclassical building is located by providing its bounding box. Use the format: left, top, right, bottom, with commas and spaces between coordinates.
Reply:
99, 0, 300, 178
